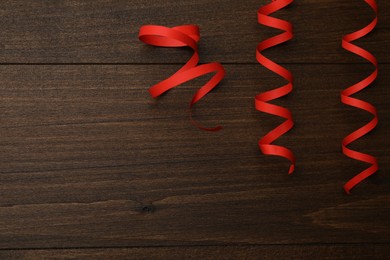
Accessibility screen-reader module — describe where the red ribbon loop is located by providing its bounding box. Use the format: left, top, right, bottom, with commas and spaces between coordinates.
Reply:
341, 0, 379, 194
139, 25, 225, 131
256, 0, 296, 174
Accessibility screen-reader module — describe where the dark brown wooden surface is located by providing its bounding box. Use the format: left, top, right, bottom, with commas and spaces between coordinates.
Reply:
1, 245, 389, 260
0, 0, 389, 259
1, 0, 389, 64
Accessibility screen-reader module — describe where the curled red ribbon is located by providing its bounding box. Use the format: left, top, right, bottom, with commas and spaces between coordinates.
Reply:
341, 0, 379, 193
138, 25, 225, 131
256, 0, 296, 174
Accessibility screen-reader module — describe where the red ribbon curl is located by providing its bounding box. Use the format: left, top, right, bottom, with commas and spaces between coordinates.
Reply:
139, 25, 225, 131
341, 0, 379, 193
256, 0, 296, 174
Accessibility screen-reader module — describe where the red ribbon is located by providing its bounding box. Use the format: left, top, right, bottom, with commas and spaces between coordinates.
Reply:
138, 25, 225, 131
256, 0, 295, 174
341, 0, 379, 194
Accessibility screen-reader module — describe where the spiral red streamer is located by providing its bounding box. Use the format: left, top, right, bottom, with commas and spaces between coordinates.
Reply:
138, 25, 225, 131
341, 0, 379, 194
256, 0, 295, 174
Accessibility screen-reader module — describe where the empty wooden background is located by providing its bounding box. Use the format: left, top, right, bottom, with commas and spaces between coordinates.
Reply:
0, 0, 389, 259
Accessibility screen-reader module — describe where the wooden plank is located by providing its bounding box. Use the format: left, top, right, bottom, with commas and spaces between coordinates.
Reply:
1, 245, 389, 259
0, 64, 388, 248
0, 0, 389, 63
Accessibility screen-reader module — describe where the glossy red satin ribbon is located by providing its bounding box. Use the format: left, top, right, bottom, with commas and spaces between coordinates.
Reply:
256, 0, 295, 174
341, 0, 379, 193
138, 25, 225, 131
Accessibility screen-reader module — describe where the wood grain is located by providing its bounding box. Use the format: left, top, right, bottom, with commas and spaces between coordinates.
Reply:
0, 65, 388, 249
0, 0, 389, 63
1, 245, 389, 259
0, 0, 389, 258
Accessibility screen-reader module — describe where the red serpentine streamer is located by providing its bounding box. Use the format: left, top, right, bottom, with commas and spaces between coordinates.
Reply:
256, 0, 295, 174
341, 0, 379, 194
139, 25, 225, 131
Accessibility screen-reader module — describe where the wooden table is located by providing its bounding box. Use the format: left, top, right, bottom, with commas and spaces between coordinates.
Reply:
0, 0, 389, 259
